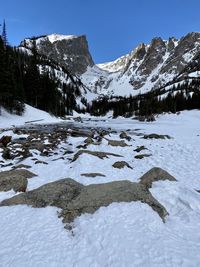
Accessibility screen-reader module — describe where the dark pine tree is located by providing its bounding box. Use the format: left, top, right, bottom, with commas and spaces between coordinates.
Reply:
1, 19, 8, 46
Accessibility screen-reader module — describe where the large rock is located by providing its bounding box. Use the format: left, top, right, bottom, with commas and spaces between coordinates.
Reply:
0, 169, 36, 180
0, 169, 36, 192
0, 178, 83, 208
1, 168, 179, 228
0, 135, 12, 147
61, 181, 168, 224
1, 178, 168, 226
139, 167, 177, 188
107, 139, 130, 147
72, 150, 122, 162
112, 161, 133, 169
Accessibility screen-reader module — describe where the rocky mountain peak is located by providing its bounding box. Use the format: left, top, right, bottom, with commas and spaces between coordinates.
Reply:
20, 34, 94, 75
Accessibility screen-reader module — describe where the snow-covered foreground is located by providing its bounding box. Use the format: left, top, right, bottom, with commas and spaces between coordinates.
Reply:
0, 110, 200, 267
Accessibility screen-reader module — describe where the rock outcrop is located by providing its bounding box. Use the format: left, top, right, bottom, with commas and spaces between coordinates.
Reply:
139, 167, 177, 188
0, 175, 169, 225
0, 169, 36, 192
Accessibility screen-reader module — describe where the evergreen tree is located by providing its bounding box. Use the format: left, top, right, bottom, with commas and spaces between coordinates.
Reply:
1, 19, 8, 45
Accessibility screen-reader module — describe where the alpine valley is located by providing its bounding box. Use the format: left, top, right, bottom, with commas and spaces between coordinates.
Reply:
1, 29, 200, 267
18, 32, 200, 117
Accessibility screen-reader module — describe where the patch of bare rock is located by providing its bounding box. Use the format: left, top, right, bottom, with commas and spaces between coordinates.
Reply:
0, 169, 37, 192
72, 150, 123, 162
112, 161, 133, 169
0, 167, 177, 229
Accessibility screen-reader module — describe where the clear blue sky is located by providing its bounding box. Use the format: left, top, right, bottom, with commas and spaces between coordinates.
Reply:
1, 0, 200, 63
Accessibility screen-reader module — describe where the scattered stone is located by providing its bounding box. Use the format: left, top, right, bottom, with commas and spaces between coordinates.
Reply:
119, 131, 131, 141
0, 169, 35, 193
35, 160, 48, 165
52, 157, 65, 161
1, 163, 13, 168
72, 150, 122, 162
84, 137, 94, 145
112, 161, 133, 169
20, 149, 33, 159
40, 150, 49, 157
76, 144, 88, 149
2, 148, 13, 160
74, 117, 83, 123
98, 129, 109, 137
2, 169, 37, 179
143, 134, 171, 139
0, 135, 12, 147
134, 146, 148, 153
81, 173, 106, 178
139, 167, 177, 188
134, 154, 152, 159
0, 178, 83, 208
107, 139, 130, 147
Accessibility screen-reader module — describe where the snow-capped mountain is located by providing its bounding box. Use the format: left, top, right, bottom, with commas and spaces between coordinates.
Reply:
81, 32, 200, 97
97, 53, 130, 72
20, 32, 200, 101
20, 34, 94, 75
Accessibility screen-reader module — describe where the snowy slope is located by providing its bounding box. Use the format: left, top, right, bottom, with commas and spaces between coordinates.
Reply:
0, 104, 62, 129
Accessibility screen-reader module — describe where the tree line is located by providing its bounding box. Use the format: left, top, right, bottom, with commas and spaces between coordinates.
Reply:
85, 79, 200, 117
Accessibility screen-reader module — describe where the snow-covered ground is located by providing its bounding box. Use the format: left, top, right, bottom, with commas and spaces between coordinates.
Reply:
0, 105, 62, 129
0, 110, 200, 266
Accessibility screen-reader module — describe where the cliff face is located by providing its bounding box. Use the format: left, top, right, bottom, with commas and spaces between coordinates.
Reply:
20, 34, 94, 75
87, 32, 200, 97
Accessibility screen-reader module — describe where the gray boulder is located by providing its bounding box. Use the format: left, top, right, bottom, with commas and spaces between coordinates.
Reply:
0, 178, 83, 208
139, 167, 177, 188
112, 161, 133, 169
72, 150, 122, 162
61, 181, 168, 224
107, 139, 130, 147
0, 169, 36, 193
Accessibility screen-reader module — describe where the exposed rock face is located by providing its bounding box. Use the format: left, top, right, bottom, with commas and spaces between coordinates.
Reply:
0, 136, 12, 147
107, 139, 130, 147
139, 167, 177, 188
0, 169, 36, 192
20, 34, 94, 75
0, 176, 169, 225
0, 178, 83, 208
112, 161, 133, 169
61, 181, 168, 224
72, 150, 122, 162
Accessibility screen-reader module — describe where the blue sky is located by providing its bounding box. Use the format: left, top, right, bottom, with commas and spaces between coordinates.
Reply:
1, 0, 200, 63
